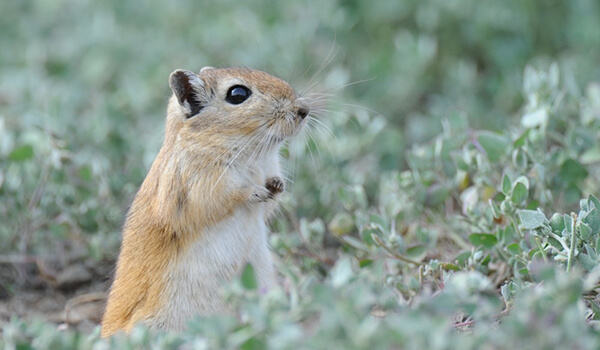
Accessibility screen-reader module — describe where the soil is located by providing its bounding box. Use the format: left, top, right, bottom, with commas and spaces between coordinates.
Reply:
0, 252, 113, 334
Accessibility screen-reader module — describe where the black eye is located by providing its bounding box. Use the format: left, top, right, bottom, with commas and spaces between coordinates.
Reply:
226, 85, 251, 104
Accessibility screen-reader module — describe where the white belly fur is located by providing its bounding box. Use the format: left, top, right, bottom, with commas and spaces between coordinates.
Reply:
150, 203, 275, 331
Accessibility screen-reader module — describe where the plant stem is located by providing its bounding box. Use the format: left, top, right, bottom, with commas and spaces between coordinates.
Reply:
372, 235, 423, 266
534, 238, 548, 264
547, 231, 571, 253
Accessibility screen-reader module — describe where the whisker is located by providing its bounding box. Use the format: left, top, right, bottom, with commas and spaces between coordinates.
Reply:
240, 128, 270, 174
256, 132, 272, 166
209, 133, 263, 195
278, 144, 293, 186
305, 125, 324, 162
304, 95, 336, 104
306, 116, 335, 140
286, 134, 306, 185
300, 125, 319, 174
337, 102, 384, 118
310, 110, 359, 132
212, 117, 278, 187
300, 38, 338, 96
318, 76, 376, 95
186, 134, 254, 189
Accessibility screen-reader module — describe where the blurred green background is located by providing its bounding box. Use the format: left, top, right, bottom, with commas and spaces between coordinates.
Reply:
1, 0, 600, 277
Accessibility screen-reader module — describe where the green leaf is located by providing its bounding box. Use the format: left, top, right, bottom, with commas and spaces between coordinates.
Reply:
564, 215, 574, 234
79, 166, 93, 181
511, 148, 528, 169
359, 259, 373, 268
525, 200, 539, 210
481, 254, 491, 265
9, 145, 34, 161
513, 130, 530, 148
585, 244, 597, 260
425, 184, 450, 206
548, 237, 564, 251
455, 251, 471, 265
328, 212, 354, 236
581, 198, 590, 212
15, 343, 34, 350
529, 250, 543, 263
558, 158, 588, 184
489, 199, 501, 219
442, 263, 460, 271
583, 208, 600, 234
511, 182, 528, 203
518, 210, 547, 230
500, 283, 514, 302
549, 213, 566, 233
241, 263, 258, 290
468, 233, 498, 249
514, 175, 530, 189
503, 225, 517, 243
579, 222, 592, 240
369, 214, 388, 228
241, 337, 266, 350
477, 131, 509, 162
406, 245, 427, 261
517, 267, 529, 276
506, 243, 522, 255
578, 253, 597, 271
589, 194, 600, 210
360, 227, 379, 246
330, 256, 354, 288
501, 174, 511, 195
341, 236, 371, 252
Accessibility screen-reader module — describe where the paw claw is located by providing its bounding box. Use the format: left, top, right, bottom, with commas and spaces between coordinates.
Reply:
266, 177, 285, 195
248, 177, 284, 204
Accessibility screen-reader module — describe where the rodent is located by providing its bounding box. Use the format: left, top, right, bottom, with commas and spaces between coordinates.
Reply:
100, 67, 309, 337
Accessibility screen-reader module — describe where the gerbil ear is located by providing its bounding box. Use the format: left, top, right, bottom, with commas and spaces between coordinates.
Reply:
169, 69, 207, 118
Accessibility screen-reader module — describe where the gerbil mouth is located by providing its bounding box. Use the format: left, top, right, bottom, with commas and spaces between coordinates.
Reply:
265, 111, 305, 146
267, 123, 304, 145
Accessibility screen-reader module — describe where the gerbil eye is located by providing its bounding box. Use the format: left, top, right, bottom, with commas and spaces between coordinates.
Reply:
226, 85, 251, 105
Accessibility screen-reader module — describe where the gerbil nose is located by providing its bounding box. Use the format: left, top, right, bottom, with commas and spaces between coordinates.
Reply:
296, 100, 309, 120
297, 107, 309, 119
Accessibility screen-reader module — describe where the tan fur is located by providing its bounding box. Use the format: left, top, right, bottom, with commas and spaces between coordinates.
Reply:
101, 67, 308, 337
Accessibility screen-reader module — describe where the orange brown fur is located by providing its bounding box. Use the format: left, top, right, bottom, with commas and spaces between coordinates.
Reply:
101, 67, 307, 337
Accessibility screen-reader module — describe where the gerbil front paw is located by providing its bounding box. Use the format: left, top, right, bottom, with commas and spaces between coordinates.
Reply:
265, 176, 285, 195
248, 177, 284, 203
249, 185, 274, 203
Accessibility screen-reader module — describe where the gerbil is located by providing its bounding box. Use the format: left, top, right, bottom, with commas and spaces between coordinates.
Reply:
101, 67, 309, 337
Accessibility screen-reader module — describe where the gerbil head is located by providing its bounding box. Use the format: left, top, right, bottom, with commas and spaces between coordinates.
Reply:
166, 67, 309, 153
